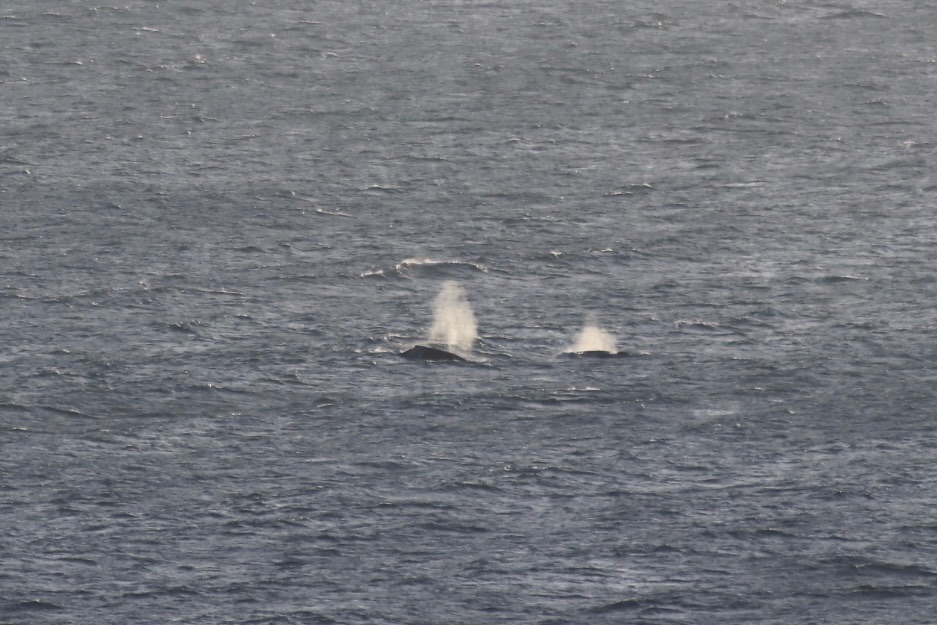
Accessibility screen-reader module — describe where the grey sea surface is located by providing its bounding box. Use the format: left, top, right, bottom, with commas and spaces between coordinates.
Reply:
3, 1, 937, 623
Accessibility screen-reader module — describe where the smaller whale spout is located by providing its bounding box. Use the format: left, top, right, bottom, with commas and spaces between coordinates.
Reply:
562, 317, 621, 357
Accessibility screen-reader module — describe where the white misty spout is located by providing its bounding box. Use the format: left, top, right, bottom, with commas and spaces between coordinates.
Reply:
569, 320, 617, 353
428, 281, 477, 351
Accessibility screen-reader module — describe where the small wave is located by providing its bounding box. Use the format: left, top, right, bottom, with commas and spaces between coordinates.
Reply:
727, 314, 778, 330
626, 12, 676, 30
816, 274, 867, 284
0, 155, 31, 165
821, 9, 886, 20
675, 320, 736, 334
57, 556, 99, 566
183, 287, 246, 297
723, 181, 766, 188
589, 598, 643, 613
849, 582, 935, 599
5, 600, 64, 612
363, 184, 403, 194
166, 321, 202, 335
416, 520, 490, 534
501, 213, 562, 225
442, 479, 502, 493
606, 183, 654, 196
0, 401, 32, 415
316, 207, 351, 217
378, 496, 456, 510
394, 257, 488, 277
38, 405, 97, 419
481, 189, 553, 203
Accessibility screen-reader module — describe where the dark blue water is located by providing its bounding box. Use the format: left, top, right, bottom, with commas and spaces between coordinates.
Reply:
3, 2, 937, 623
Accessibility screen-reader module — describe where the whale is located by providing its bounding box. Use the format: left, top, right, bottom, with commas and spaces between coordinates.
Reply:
400, 345, 467, 362
560, 350, 627, 358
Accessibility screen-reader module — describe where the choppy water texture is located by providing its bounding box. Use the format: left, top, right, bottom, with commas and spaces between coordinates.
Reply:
3, 1, 937, 623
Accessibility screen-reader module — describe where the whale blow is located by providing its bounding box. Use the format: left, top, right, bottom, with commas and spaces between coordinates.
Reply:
428, 281, 477, 352
399, 281, 477, 362
562, 318, 620, 357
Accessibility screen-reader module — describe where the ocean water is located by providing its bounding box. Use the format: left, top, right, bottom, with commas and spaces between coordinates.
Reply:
2, 1, 937, 623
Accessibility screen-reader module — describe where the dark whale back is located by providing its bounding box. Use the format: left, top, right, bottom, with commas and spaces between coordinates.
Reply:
400, 345, 466, 362
561, 350, 624, 358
